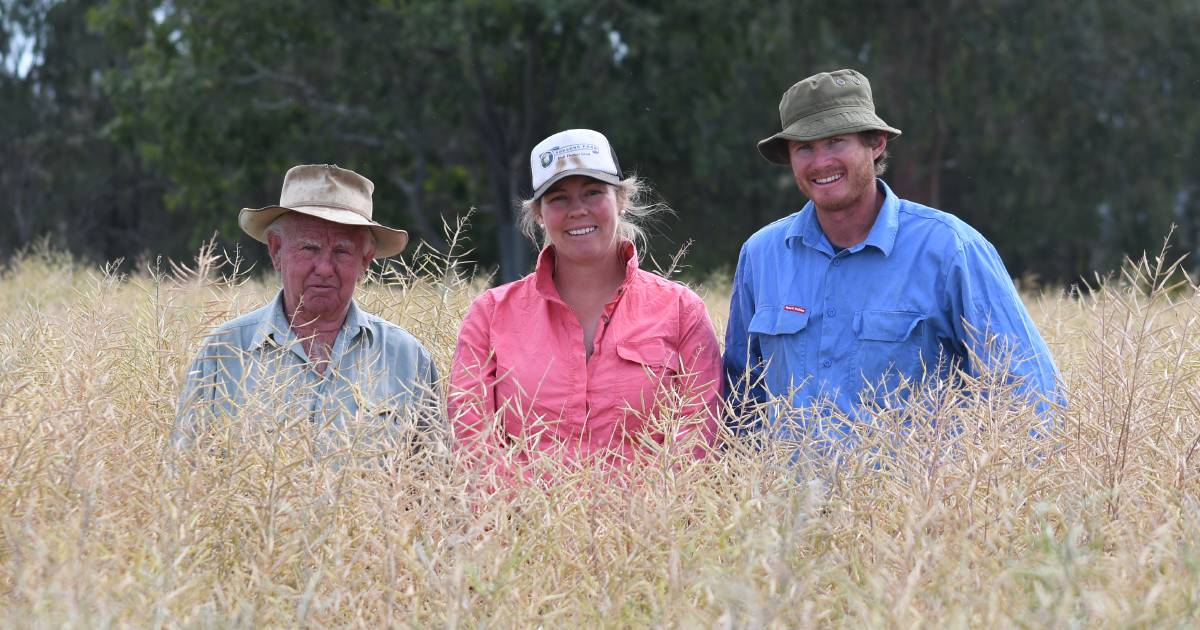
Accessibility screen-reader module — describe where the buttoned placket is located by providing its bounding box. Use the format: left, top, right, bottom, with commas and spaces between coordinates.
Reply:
322, 326, 375, 426
817, 249, 840, 375
576, 285, 628, 417
272, 334, 323, 420
593, 286, 626, 353
545, 298, 589, 418
796, 226, 839, 382
275, 326, 362, 423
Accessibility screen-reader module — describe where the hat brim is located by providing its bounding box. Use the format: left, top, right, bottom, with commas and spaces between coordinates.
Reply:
757, 107, 902, 165
238, 205, 409, 258
532, 169, 622, 200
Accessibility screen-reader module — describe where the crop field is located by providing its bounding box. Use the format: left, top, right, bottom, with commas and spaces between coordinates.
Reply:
1, 240, 1198, 628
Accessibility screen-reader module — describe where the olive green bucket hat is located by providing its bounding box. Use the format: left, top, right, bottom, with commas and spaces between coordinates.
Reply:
757, 68, 902, 165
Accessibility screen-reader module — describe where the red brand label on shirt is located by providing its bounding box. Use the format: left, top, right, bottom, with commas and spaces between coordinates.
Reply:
784, 305, 807, 313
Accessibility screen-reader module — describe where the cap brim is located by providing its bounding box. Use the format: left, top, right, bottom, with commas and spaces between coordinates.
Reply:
532, 169, 622, 200
757, 108, 902, 165
239, 205, 409, 258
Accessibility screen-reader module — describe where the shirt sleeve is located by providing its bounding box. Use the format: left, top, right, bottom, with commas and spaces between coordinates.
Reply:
172, 344, 217, 450
405, 345, 445, 445
672, 295, 723, 458
947, 236, 1064, 419
448, 294, 504, 463
423, 356, 441, 410
723, 242, 766, 433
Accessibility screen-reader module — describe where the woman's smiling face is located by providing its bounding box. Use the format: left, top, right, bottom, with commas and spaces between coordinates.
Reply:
536, 175, 623, 264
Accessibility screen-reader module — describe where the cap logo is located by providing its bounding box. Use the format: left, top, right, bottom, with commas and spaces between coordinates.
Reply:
544, 143, 601, 168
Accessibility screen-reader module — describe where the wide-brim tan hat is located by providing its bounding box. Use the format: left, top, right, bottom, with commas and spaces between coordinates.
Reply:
238, 164, 409, 258
757, 68, 902, 165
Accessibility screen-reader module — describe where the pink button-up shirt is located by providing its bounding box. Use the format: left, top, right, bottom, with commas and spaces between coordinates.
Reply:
450, 243, 722, 476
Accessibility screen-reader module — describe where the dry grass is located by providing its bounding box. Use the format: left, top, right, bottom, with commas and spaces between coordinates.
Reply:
1, 233, 1199, 628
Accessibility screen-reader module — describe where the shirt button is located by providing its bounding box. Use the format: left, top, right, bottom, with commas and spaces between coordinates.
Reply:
822, 359, 832, 368
833, 259, 841, 266
826, 308, 837, 318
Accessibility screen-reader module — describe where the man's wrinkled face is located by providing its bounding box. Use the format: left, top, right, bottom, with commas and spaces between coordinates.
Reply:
267, 213, 374, 324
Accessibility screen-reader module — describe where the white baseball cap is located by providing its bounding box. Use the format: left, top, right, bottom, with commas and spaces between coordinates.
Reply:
529, 129, 623, 200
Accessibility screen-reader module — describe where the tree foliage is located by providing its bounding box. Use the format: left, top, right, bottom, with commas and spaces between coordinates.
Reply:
3, 0, 1199, 285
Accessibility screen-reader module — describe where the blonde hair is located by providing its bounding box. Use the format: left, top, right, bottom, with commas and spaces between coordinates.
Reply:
518, 176, 670, 253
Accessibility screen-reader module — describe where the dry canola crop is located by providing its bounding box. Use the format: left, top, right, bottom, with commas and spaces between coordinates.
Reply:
1, 237, 1198, 628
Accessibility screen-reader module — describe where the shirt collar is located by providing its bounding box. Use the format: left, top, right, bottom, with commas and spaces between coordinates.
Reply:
342, 299, 372, 344
249, 290, 371, 350
534, 240, 640, 303
785, 179, 900, 257
860, 179, 900, 256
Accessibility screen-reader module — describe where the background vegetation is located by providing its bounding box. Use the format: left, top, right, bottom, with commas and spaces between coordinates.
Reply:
3, 0, 1199, 283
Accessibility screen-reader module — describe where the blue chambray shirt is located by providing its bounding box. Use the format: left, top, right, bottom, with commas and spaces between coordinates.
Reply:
175, 291, 439, 450
724, 180, 1061, 440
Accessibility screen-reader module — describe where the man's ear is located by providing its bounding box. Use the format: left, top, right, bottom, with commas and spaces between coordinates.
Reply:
360, 239, 376, 280
267, 232, 283, 271
872, 133, 888, 160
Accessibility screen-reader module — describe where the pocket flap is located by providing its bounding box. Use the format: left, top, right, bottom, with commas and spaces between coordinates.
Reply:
856, 310, 924, 342
616, 338, 674, 368
748, 306, 810, 335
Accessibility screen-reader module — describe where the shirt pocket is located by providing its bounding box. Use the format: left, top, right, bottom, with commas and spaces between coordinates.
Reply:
853, 310, 926, 392
747, 306, 810, 376
604, 338, 680, 422
355, 395, 418, 449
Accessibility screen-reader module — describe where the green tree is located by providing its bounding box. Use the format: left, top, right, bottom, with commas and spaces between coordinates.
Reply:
4, 0, 1198, 286
94, 0, 655, 279
1, 0, 164, 262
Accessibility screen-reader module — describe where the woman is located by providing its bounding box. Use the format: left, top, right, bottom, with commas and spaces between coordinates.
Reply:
449, 129, 722, 479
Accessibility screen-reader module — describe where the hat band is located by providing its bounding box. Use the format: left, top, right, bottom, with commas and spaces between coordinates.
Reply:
281, 199, 370, 216
781, 97, 875, 128
778, 107, 892, 140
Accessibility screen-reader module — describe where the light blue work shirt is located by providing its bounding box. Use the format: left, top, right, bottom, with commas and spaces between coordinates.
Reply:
175, 291, 439, 451
724, 180, 1061, 441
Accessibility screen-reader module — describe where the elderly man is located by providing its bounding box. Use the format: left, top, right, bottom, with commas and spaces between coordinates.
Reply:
724, 69, 1060, 442
175, 164, 438, 451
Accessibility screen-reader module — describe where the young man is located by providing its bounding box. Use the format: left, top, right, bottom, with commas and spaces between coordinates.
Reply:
724, 69, 1060, 442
